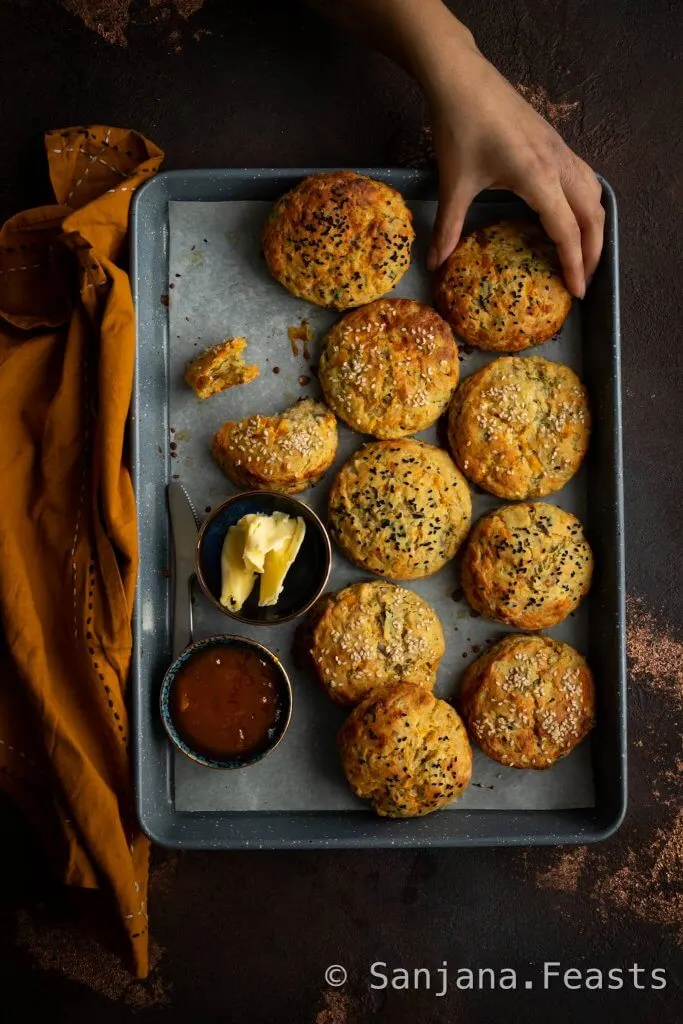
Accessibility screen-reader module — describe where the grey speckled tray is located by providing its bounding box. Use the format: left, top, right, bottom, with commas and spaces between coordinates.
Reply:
130, 169, 625, 848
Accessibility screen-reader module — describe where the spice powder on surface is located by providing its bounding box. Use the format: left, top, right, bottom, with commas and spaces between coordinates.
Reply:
537, 594, 683, 944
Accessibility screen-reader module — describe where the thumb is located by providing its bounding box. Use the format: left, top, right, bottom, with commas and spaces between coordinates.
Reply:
427, 180, 476, 271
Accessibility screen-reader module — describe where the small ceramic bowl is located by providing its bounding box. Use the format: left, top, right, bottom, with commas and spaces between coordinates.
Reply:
196, 490, 332, 625
159, 634, 293, 770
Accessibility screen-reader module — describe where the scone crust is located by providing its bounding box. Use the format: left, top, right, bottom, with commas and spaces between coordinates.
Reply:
211, 398, 338, 495
434, 220, 572, 351
184, 337, 259, 399
448, 356, 590, 499
461, 503, 593, 630
338, 681, 472, 817
263, 171, 414, 310
310, 580, 445, 705
319, 298, 459, 438
328, 440, 472, 580
460, 634, 596, 769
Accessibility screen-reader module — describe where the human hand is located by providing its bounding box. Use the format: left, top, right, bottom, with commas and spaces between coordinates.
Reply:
306, 0, 603, 297
426, 42, 604, 298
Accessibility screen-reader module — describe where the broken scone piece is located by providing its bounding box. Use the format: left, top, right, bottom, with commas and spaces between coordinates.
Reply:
220, 511, 306, 612
212, 398, 338, 495
184, 337, 259, 399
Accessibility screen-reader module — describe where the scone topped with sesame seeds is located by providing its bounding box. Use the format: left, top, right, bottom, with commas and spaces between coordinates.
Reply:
448, 356, 590, 499
263, 171, 414, 310
211, 397, 337, 495
461, 503, 594, 630
328, 440, 472, 580
309, 580, 445, 706
433, 220, 572, 351
338, 681, 472, 817
460, 634, 596, 769
319, 298, 459, 439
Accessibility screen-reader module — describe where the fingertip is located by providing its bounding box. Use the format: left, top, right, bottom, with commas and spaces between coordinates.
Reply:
428, 231, 461, 272
427, 245, 442, 272
430, 186, 474, 274
561, 260, 585, 299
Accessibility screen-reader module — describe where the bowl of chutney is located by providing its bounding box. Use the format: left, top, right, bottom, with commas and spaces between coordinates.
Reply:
160, 634, 293, 769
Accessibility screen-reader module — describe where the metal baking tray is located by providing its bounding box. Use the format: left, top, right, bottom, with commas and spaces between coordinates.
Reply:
130, 168, 625, 848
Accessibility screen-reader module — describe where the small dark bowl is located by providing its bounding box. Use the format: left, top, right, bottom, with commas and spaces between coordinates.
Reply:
196, 490, 332, 625
159, 634, 293, 770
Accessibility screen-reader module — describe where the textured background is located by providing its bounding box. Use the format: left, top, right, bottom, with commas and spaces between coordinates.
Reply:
0, 1, 681, 1021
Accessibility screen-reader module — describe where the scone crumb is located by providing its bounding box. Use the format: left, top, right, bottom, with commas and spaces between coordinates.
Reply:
287, 319, 312, 357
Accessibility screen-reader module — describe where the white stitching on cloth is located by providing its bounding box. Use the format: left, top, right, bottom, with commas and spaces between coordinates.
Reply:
70, 336, 89, 640
0, 737, 45, 772
66, 128, 114, 203
0, 264, 46, 275
52, 144, 128, 179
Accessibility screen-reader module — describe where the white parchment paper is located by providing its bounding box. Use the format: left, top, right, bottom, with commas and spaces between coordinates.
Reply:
166, 199, 595, 813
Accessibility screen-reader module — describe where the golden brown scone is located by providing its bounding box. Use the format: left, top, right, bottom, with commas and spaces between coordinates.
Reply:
328, 440, 471, 580
263, 171, 414, 310
448, 356, 590, 499
460, 634, 596, 769
461, 503, 593, 630
309, 580, 445, 706
184, 338, 259, 399
319, 298, 459, 439
434, 220, 572, 351
338, 681, 472, 817
212, 398, 337, 495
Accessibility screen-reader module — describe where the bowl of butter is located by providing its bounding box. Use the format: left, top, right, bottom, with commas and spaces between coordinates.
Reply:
196, 491, 332, 624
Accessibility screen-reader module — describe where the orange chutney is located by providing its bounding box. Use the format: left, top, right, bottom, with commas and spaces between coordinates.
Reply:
171, 644, 282, 760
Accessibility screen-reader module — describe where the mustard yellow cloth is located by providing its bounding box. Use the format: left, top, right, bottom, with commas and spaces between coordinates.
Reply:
0, 126, 163, 978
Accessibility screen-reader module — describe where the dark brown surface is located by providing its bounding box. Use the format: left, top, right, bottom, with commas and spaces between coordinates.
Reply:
0, 1, 681, 1021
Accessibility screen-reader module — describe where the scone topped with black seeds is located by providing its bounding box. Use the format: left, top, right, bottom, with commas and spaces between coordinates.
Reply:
434, 220, 572, 351
338, 681, 472, 817
328, 439, 471, 580
460, 634, 596, 769
263, 171, 414, 310
461, 503, 594, 630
